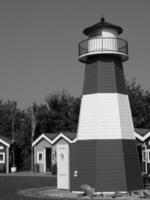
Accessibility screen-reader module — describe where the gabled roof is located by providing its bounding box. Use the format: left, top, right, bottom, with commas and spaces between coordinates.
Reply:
135, 128, 150, 137
83, 17, 123, 36
43, 133, 58, 140
32, 132, 77, 147
32, 128, 150, 146
60, 132, 76, 140
52, 132, 77, 144
134, 128, 150, 142
0, 136, 11, 147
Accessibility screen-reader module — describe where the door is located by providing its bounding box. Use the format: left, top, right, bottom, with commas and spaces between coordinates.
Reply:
46, 148, 52, 172
142, 149, 147, 174
57, 143, 69, 189
137, 145, 142, 170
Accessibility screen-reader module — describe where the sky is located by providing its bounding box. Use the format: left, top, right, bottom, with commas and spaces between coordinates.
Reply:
0, 0, 150, 109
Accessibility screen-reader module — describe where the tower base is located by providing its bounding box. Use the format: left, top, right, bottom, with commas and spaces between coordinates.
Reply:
70, 140, 143, 192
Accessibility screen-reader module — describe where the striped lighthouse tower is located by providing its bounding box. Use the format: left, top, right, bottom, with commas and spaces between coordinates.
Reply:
70, 17, 143, 192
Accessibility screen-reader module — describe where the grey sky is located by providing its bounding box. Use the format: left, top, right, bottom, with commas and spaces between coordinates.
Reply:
0, 0, 149, 108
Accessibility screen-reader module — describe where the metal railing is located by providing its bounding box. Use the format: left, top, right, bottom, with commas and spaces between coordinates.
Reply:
79, 37, 128, 57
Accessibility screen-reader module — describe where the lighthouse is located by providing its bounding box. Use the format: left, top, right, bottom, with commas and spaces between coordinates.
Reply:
70, 17, 143, 192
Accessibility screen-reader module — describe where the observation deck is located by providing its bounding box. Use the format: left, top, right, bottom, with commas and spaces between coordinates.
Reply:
79, 37, 129, 63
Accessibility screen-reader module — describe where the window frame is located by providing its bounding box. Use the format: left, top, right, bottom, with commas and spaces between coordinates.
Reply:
37, 151, 43, 163
147, 150, 150, 163
142, 150, 146, 162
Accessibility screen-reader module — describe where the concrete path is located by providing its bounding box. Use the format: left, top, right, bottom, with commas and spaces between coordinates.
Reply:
18, 186, 81, 199
17, 186, 150, 200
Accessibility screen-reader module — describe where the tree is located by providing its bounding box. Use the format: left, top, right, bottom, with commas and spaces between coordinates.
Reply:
32, 91, 80, 139
0, 100, 32, 170
0, 100, 20, 139
32, 103, 49, 138
45, 91, 80, 134
14, 109, 31, 170
127, 78, 150, 128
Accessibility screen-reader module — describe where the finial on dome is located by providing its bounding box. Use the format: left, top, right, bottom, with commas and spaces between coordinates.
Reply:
101, 13, 105, 22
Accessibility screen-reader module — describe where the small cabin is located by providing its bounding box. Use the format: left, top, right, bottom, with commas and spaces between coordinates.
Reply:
32, 133, 57, 173
32, 132, 76, 175
0, 136, 11, 173
135, 128, 150, 175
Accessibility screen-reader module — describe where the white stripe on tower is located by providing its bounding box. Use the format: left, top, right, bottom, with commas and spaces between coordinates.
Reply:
77, 93, 135, 140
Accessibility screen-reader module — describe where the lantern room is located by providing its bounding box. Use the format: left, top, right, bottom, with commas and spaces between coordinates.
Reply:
79, 17, 128, 63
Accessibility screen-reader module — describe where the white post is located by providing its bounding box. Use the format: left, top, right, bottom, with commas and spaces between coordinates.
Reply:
6, 147, 9, 173
43, 149, 46, 173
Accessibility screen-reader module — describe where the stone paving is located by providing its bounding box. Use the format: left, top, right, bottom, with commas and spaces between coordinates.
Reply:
1, 172, 150, 200
18, 186, 150, 200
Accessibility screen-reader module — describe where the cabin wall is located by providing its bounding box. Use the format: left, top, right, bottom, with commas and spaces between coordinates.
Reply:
136, 138, 150, 175
0, 142, 9, 173
34, 139, 52, 172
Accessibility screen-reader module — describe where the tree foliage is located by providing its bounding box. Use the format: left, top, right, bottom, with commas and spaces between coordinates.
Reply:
34, 91, 80, 138
0, 100, 31, 170
0, 100, 17, 139
127, 78, 150, 128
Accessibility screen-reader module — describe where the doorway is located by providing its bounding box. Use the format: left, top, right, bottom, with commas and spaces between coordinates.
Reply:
46, 148, 52, 172
137, 145, 142, 170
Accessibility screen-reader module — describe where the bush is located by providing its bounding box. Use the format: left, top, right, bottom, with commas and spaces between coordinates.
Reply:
81, 184, 95, 197
0, 164, 6, 173
34, 164, 39, 173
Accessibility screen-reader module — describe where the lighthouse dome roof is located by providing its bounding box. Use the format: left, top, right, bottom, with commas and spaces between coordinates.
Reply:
83, 17, 123, 36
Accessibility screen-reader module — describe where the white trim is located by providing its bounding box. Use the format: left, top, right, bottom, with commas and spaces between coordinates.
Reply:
142, 150, 146, 162
0, 152, 5, 163
72, 191, 84, 194
72, 138, 77, 143
147, 150, 150, 163
0, 139, 10, 147
43, 149, 46, 173
53, 133, 75, 144
79, 51, 128, 62
134, 131, 150, 142
32, 133, 77, 147
37, 151, 44, 163
32, 130, 150, 144
6, 147, 9, 173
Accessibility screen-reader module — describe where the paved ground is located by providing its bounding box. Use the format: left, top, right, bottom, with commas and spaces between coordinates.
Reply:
0, 172, 56, 200
1, 172, 149, 200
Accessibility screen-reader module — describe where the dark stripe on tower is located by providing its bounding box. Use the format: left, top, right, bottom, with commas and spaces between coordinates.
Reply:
70, 140, 143, 192
83, 55, 127, 95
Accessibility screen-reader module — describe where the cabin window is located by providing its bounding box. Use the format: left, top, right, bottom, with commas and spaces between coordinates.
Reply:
0, 152, 5, 163
37, 151, 43, 163
142, 151, 146, 161
147, 150, 150, 163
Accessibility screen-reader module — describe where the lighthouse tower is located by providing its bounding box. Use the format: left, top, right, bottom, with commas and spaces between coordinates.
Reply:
70, 18, 143, 192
